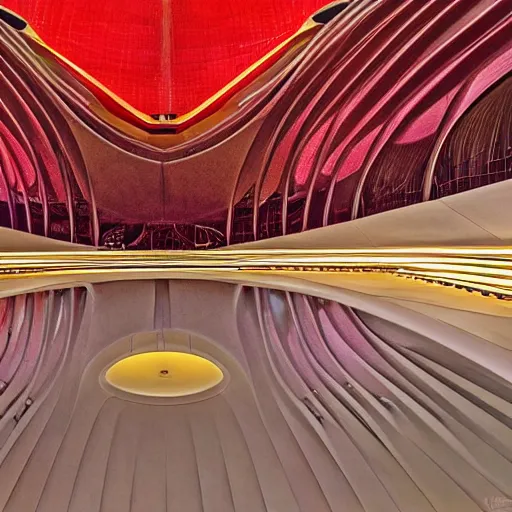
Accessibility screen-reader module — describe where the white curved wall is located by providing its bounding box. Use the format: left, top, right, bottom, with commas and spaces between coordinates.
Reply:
0, 280, 510, 511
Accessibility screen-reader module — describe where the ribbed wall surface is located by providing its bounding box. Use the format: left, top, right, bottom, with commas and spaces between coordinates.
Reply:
0, 281, 510, 511
1, 0, 511, 249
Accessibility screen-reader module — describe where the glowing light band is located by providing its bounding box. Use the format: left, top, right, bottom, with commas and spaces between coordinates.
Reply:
1, 247, 512, 299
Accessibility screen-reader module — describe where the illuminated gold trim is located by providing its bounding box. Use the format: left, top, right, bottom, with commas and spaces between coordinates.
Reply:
1, 5, 336, 131
0, 247, 512, 299
104, 351, 224, 398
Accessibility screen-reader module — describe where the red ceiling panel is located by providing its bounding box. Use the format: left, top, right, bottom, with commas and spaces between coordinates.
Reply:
2, 0, 327, 114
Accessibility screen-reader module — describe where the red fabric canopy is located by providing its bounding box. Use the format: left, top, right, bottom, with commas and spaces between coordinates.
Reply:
3, 0, 327, 114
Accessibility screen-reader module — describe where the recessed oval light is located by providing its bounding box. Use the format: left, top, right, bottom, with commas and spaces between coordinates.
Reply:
104, 351, 224, 398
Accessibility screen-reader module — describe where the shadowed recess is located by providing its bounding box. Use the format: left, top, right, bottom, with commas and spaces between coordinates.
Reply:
0, 8, 26, 31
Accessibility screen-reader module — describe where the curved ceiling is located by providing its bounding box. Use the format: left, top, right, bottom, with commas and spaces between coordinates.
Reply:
0, 0, 329, 114
1, 0, 512, 509
0, 281, 511, 511
1, 0, 511, 249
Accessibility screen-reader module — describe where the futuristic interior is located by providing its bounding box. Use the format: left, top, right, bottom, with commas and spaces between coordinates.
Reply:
1, 1, 512, 511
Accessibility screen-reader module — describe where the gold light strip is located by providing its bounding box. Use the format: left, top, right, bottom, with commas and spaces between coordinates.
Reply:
0, 248, 512, 299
